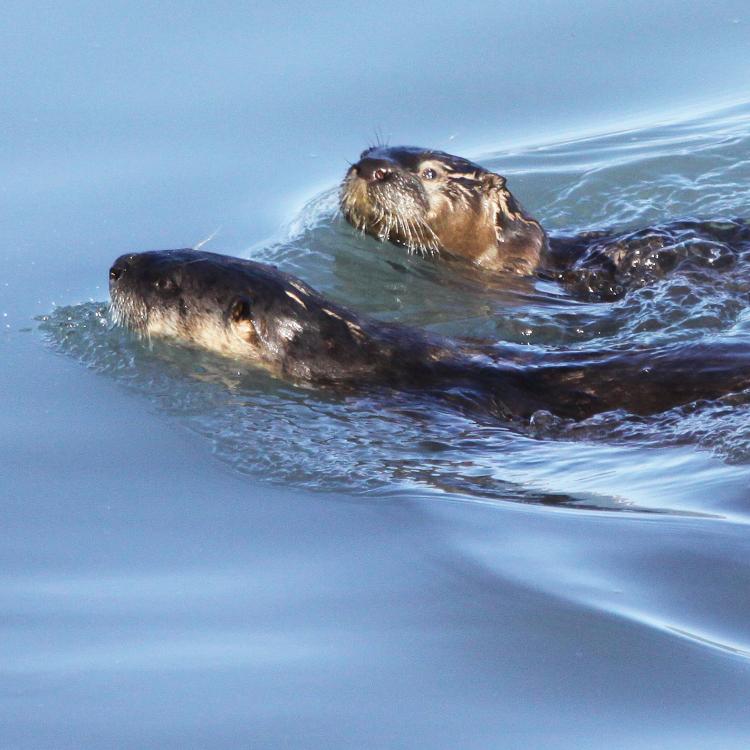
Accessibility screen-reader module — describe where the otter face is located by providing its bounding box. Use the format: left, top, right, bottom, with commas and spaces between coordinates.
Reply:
109, 249, 372, 379
340, 145, 546, 274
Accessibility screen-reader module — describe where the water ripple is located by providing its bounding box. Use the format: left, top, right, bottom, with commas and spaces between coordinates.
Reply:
39, 101, 750, 516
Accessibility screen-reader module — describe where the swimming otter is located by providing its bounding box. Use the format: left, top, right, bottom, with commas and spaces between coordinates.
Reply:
340, 145, 750, 299
109, 249, 750, 420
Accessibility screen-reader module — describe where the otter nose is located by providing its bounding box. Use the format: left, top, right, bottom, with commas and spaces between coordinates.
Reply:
109, 253, 137, 283
354, 158, 394, 183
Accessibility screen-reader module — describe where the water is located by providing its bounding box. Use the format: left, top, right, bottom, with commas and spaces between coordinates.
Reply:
3, 2, 750, 748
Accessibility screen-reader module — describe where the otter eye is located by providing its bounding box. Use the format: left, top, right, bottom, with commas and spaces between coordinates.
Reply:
154, 277, 175, 292
421, 168, 437, 180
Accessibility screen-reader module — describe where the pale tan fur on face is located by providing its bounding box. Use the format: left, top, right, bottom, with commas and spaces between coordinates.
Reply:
340, 149, 547, 274
422, 168, 543, 273
421, 172, 500, 265
340, 170, 441, 255
110, 290, 279, 370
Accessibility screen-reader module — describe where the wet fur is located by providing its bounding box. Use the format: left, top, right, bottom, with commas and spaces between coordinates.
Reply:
340, 146, 750, 299
110, 249, 750, 421
340, 146, 546, 274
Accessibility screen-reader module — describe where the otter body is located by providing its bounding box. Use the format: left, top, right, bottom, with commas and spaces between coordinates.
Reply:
340, 146, 750, 299
109, 249, 750, 420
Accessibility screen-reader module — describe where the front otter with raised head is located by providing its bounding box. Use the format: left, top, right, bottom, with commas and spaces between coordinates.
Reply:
109, 249, 750, 420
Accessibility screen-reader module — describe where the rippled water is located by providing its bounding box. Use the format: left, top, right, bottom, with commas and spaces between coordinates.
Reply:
40, 102, 750, 515
6, 3, 750, 748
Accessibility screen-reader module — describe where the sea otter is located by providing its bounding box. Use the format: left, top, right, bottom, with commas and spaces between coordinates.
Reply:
339, 145, 750, 300
109, 249, 750, 421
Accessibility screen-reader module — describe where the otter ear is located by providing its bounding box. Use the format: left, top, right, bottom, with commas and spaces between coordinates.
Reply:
228, 295, 259, 343
481, 172, 507, 192
228, 295, 253, 323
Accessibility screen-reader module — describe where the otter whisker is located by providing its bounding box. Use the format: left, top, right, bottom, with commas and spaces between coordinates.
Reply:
404, 215, 420, 253
193, 226, 222, 251
396, 213, 410, 248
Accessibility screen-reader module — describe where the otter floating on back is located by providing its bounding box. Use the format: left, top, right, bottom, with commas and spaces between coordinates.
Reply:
109, 248, 750, 421
340, 145, 750, 300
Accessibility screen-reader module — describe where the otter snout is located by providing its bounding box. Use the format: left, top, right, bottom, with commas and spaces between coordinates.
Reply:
109, 253, 139, 285
353, 157, 395, 183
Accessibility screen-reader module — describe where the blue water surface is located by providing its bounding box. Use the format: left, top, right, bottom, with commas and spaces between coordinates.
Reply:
3, 2, 750, 748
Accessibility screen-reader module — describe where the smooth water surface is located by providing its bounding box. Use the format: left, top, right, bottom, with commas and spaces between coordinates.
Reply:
3, 2, 750, 748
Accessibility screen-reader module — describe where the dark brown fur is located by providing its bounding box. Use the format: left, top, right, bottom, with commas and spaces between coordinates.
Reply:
340, 146, 750, 300
109, 249, 750, 421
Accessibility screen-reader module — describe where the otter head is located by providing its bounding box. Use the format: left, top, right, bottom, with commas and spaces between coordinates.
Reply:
109, 249, 378, 382
339, 145, 546, 274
